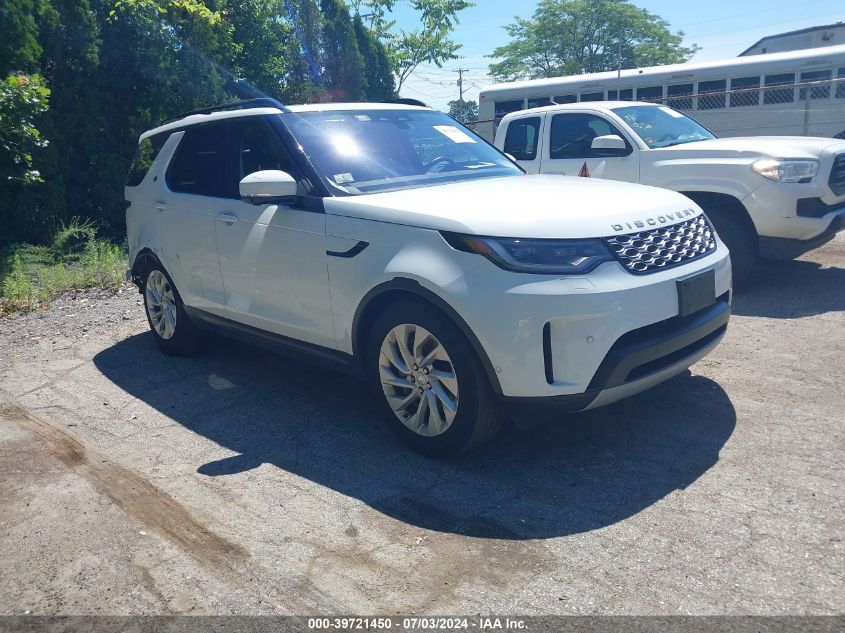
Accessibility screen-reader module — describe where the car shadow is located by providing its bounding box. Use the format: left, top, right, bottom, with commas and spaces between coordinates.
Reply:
93, 333, 735, 539
732, 258, 845, 318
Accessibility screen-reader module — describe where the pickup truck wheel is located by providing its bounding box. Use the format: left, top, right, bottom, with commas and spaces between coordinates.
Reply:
367, 300, 505, 457
143, 265, 200, 355
703, 207, 758, 287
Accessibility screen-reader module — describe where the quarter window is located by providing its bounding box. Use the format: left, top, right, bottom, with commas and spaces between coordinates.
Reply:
166, 124, 228, 197
698, 79, 726, 109
764, 73, 795, 104
667, 83, 693, 110
800, 69, 832, 100
730, 76, 760, 107
549, 113, 628, 159
503, 117, 541, 161
127, 132, 168, 187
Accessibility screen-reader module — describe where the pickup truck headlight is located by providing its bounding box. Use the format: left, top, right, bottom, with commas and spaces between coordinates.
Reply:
752, 158, 818, 183
442, 232, 613, 274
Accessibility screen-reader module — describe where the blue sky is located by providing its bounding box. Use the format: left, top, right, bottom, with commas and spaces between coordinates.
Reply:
387, 0, 844, 111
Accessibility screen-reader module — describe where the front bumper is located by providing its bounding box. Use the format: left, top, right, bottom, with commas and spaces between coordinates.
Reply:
759, 212, 845, 260
742, 170, 845, 259
444, 243, 731, 402
501, 296, 729, 424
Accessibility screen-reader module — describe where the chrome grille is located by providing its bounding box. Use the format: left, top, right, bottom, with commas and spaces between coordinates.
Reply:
605, 215, 717, 274
829, 153, 845, 196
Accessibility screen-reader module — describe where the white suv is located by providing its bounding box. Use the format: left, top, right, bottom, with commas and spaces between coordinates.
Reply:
495, 102, 845, 283
126, 98, 731, 456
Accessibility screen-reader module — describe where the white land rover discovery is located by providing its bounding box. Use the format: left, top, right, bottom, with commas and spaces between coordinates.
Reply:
126, 98, 731, 456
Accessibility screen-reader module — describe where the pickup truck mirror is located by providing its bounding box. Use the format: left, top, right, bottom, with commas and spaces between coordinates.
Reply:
591, 135, 629, 155
239, 170, 298, 204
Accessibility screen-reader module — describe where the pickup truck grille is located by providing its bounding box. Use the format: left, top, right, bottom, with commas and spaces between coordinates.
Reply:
830, 153, 845, 196
605, 215, 717, 274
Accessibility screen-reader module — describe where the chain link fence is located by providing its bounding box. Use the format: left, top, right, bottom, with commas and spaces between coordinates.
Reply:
464, 78, 845, 141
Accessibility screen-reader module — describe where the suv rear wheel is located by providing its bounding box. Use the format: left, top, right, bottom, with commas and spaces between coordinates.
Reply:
142, 265, 200, 355
367, 300, 505, 456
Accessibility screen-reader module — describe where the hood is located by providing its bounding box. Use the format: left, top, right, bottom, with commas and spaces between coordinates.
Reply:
323, 175, 702, 239
652, 136, 845, 160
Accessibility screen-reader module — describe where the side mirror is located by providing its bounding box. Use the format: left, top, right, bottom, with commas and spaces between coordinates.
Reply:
590, 134, 630, 156
239, 170, 297, 204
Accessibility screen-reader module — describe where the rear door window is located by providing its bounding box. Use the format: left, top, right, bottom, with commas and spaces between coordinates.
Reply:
166, 123, 228, 197
503, 116, 541, 161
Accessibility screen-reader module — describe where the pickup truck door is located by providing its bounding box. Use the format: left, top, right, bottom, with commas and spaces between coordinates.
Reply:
540, 111, 639, 183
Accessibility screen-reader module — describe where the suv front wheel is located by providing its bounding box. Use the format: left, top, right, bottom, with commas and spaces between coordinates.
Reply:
367, 300, 505, 456
142, 264, 200, 355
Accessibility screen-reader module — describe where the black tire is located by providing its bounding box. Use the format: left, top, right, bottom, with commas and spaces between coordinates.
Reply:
141, 263, 201, 355
704, 206, 758, 287
366, 299, 506, 457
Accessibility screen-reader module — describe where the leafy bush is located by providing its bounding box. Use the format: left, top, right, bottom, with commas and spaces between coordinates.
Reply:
0, 219, 127, 316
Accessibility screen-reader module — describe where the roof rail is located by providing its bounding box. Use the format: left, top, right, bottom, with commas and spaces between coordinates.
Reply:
160, 98, 289, 126
382, 98, 430, 108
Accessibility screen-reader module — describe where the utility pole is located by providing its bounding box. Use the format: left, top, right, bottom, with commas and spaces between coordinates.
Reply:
455, 68, 469, 105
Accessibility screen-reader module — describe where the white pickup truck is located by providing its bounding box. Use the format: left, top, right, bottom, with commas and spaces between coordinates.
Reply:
494, 102, 845, 282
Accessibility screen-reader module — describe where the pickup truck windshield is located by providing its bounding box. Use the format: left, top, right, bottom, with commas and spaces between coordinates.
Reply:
611, 105, 716, 149
285, 109, 522, 195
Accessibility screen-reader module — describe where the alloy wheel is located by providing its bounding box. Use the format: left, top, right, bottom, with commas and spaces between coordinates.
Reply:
145, 269, 178, 340
378, 324, 459, 437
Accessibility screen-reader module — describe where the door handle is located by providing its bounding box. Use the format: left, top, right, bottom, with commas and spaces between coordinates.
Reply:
216, 212, 239, 224
154, 201, 167, 212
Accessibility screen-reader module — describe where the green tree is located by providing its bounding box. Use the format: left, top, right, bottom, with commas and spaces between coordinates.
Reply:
353, 14, 395, 100
392, 0, 472, 91
447, 99, 477, 124
488, 0, 698, 82
226, 0, 297, 99
0, 0, 42, 75
320, 0, 366, 101
0, 74, 50, 184
348, 0, 472, 91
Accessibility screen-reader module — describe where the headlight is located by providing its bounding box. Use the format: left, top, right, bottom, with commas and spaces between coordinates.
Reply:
752, 158, 818, 183
442, 232, 613, 274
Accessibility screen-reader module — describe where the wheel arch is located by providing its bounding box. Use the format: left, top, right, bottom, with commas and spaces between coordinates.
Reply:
679, 190, 759, 240
351, 278, 503, 396
129, 248, 164, 290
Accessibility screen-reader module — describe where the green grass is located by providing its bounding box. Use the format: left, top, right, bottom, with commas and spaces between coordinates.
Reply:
0, 219, 128, 317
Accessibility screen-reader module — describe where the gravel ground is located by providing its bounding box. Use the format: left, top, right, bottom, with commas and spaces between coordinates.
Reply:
0, 235, 843, 615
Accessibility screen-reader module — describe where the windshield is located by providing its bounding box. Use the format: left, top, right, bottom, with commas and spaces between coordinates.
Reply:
611, 105, 716, 149
284, 109, 522, 195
